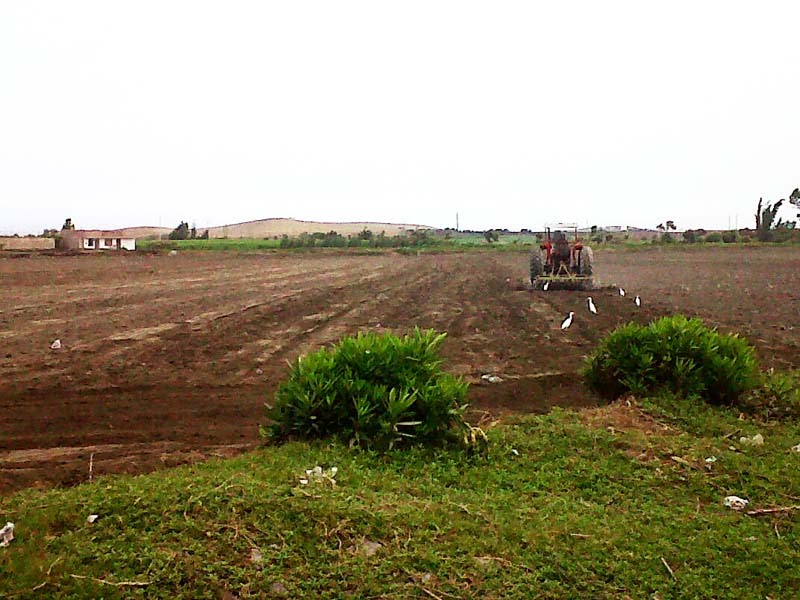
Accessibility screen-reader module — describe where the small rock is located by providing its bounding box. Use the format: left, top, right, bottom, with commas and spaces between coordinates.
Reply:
50, 339, 62, 350
86, 514, 99, 524
480, 374, 503, 384
723, 496, 749, 510
269, 582, 289, 596
250, 547, 263, 564
739, 433, 764, 446
350, 539, 382, 557
0, 522, 14, 547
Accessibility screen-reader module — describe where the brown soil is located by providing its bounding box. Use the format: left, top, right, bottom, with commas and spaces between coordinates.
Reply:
1, 246, 798, 493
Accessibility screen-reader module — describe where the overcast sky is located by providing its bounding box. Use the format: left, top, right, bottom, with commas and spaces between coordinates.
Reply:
2, 1, 799, 235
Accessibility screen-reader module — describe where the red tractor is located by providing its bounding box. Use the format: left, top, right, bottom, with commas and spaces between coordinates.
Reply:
530, 223, 594, 290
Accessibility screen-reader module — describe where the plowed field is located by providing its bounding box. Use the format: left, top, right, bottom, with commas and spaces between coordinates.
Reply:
1, 247, 798, 492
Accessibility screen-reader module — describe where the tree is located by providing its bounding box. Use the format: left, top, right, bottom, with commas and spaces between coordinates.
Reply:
788, 188, 800, 219
483, 230, 499, 243
168, 221, 191, 240
666, 220, 676, 231
62, 218, 75, 230
755, 197, 785, 241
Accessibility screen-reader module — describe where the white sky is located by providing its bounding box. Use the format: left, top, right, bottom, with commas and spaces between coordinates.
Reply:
2, 1, 799, 234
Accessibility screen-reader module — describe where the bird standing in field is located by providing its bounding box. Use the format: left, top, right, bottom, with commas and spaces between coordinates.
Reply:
543, 281, 550, 291
619, 287, 626, 296
587, 297, 598, 314
560, 311, 574, 330
634, 295, 641, 307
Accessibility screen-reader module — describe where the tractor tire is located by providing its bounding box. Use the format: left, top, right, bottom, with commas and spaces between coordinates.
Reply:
529, 251, 544, 284
580, 246, 594, 276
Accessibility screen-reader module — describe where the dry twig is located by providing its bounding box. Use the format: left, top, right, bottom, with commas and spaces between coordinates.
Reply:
660, 557, 676, 579
746, 505, 800, 517
421, 588, 445, 600
70, 574, 151, 587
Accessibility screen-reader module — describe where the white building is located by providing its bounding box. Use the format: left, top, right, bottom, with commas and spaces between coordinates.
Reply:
60, 230, 136, 251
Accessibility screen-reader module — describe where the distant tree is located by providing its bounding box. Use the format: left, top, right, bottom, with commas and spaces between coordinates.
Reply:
755, 197, 786, 241
190, 223, 197, 239
62, 218, 75, 230
483, 230, 499, 243
358, 228, 373, 241
199, 229, 209, 240
590, 225, 598, 235
656, 223, 665, 232
786, 188, 800, 219
169, 221, 191, 240
666, 220, 676, 231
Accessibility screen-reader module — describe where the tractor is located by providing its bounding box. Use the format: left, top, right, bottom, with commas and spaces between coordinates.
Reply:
529, 223, 594, 291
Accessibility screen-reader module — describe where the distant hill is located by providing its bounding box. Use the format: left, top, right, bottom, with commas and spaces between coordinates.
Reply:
202, 218, 434, 239
117, 226, 172, 239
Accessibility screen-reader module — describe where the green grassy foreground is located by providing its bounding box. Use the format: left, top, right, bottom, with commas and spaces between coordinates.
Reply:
2, 400, 799, 599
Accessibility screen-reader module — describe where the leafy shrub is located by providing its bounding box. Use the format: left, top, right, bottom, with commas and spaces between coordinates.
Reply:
583, 316, 759, 405
704, 232, 722, 243
263, 329, 472, 449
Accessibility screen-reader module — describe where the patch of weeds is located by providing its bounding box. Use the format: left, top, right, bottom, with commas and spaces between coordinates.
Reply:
739, 369, 800, 420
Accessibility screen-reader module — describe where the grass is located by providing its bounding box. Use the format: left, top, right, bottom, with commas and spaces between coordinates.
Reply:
2, 400, 799, 598
138, 238, 283, 251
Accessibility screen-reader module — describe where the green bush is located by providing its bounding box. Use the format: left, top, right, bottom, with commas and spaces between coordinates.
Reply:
721, 231, 739, 243
583, 316, 759, 405
704, 232, 722, 243
263, 329, 471, 449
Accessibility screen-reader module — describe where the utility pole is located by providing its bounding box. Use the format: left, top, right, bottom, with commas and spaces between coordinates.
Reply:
456, 212, 459, 232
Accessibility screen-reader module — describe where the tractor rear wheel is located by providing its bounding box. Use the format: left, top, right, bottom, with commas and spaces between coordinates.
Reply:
580, 246, 594, 276
529, 251, 543, 284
